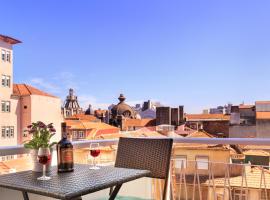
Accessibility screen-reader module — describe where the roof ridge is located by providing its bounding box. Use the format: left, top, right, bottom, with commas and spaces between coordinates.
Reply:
24, 84, 32, 95
12, 83, 58, 98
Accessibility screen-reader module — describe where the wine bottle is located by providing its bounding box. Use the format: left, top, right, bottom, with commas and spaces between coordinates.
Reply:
57, 122, 74, 173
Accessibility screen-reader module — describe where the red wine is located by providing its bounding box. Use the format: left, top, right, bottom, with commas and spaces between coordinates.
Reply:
38, 155, 51, 165
57, 123, 74, 173
90, 149, 100, 157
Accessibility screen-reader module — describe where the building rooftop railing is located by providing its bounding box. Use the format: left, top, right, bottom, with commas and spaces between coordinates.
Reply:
1, 137, 270, 200
1, 137, 270, 156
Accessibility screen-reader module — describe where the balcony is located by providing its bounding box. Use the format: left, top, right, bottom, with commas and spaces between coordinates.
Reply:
0, 137, 270, 200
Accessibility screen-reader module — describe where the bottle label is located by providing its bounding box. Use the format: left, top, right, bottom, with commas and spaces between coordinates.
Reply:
60, 148, 73, 164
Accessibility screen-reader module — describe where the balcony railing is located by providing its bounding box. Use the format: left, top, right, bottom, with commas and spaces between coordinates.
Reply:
0, 137, 270, 200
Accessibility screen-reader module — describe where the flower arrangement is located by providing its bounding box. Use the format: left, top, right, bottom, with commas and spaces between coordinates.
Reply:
24, 121, 57, 149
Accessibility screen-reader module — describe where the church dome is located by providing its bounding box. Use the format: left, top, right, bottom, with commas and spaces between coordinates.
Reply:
111, 94, 135, 118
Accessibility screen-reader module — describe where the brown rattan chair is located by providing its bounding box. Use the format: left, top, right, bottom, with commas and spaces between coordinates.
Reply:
112, 137, 173, 200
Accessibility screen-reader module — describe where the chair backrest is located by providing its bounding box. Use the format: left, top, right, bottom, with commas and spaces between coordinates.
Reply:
115, 137, 173, 179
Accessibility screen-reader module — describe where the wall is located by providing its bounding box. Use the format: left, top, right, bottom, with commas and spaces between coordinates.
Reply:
139, 108, 156, 119
171, 108, 179, 127
173, 147, 231, 177
0, 97, 19, 146
256, 103, 270, 112
156, 107, 171, 125
240, 108, 255, 118
203, 121, 229, 137
30, 95, 62, 142
0, 41, 17, 146
256, 120, 270, 138
230, 113, 240, 125
229, 125, 256, 138
19, 95, 31, 144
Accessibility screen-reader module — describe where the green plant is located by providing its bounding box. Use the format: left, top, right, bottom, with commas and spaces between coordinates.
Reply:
24, 121, 57, 149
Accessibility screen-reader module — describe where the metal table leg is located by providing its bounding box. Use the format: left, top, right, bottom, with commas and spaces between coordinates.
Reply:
109, 184, 122, 200
22, 191, 29, 200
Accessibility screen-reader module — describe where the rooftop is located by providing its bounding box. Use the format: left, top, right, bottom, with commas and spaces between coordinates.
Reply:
205, 167, 270, 189
13, 84, 57, 98
239, 104, 255, 109
66, 113, 98, 121
256, 101, 270, 104
0, 34, 21, 45
65, 120, 119, 131
185, 114, 230, 121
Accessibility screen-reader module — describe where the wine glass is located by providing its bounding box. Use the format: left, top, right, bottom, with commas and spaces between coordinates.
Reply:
37, 147, 51, 181
89, 143, 100, 170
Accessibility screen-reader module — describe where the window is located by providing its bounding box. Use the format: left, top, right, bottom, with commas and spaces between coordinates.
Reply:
1, 49, 6, 61
233, 189, 248, 200
1, 75, 5, 86
10, 127, 14, 138
175, 155, 187, 169
6, 76, 10, 87
6, 101, 10, 112
1, 126, 15, 138
78, 131, 84, 138
5, 127, 10, 138
196, 156, 209, 170
1, 75, 11, 87
6, 51, 11, 62
1, 101, 11, 112
1, 127, 5, 138
1, 101, 5, 112
73, 131, 77, 138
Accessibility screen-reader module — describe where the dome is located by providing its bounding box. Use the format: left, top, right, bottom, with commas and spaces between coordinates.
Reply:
111, 94, 135, 118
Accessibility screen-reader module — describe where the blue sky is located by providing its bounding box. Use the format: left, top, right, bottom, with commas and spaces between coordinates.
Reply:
2, 0, 270, 113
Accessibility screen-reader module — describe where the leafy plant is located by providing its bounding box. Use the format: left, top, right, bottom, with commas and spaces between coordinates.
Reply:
24, 121, 57, 149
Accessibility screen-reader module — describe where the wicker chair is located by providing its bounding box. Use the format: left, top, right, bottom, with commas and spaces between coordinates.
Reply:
112, 137, 173, 200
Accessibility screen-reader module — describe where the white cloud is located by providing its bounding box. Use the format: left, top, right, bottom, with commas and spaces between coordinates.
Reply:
51, 72, 78, 90
29, 71, 79, 97
30, 78, 61, 94
28, 71, 162, 111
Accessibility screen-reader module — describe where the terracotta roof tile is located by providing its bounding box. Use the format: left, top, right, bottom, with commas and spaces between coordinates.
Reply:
65, 119, 119, 131
67, 114, 98, 121
256, 101, 270, 104
186, 130, 214, 138
185, 114, 230, 121
0, 34, 21, 44
243, 145, 270, 150
244, 150, 270, 156
94, 109, 107, 116
175, 125, 196, 135
239, 105, 255, 109
124, 118, 156, 127
96, 130, 165, 140
13, 84, 57, 98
